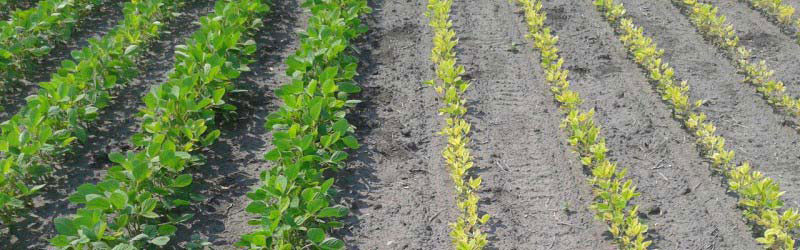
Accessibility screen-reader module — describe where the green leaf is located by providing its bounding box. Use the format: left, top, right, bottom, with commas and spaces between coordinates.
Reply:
264, 149, 281, 161
301, 188, 318, 202
246, 201, 268, 214
175, 152, 192, 160
318, 205, 348, 218
172, 174, 192, 188
111, 243, 137, 250
108, 152, 125, 164
321, 178, 335, 193
307, 228, 325, 243
0, 49, 12, 59
203, 130, 221, 146
86, 196, 111, 210
54, 218, 77, 236
310, 98, 323, 121
124, 45, 138, 55
149, 236, 170, 246
332, 119, 349, 133
319, 238, 345, 249
286, 163, 299, 181
342, 136, 359, 149
338, 82, 361, 93
212, 88, 225, 103
110, 190, 128, 209
307, 198, 326, 213
322, 79, 337, 95
276, 175, 288, 193
321, 66, 338, 81
50, 235, 70, 247
158, 225, 178, 236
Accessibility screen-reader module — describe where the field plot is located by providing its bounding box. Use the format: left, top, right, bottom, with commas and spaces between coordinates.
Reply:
6, 0, 800, 249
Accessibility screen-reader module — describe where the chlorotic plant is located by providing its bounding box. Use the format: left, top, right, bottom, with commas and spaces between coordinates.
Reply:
595, 0, 800, 248
237, 0, 370, 249
50, 0, 269, 248
516, 0, 650, 249
671, 0, 800, 133
423, 0, 489, 249
0, 0, 178, 232
741, 0, 800, 45
0, 0, 103, 86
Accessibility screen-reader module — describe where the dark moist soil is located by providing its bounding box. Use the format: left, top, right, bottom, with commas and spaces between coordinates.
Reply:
667, 0, 800, 217
0, 1, 217, 248
172, 0, 306, 247
0, 0, 128, 121
545, 0, 759, 249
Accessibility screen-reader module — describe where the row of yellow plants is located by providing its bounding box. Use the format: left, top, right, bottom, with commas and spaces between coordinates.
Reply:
424, 0, 489, 249
596, 0, 800, 248
516, 0, 650, 249
741, 0, 800, 44
674, 0, 800, 131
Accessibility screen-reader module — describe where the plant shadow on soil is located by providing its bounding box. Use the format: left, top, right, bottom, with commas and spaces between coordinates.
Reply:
0, 1, 218, 248
324, 0, 393, 247
170, 0, 301, 247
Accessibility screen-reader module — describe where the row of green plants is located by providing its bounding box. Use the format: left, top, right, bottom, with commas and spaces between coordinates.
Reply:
0, 0, 177, 232
595, 0, 800, 248
516, 0, 650, 249
671, 0, 800, 132
424, 0, 488, 249
50, 0, 269, 248
0, 0, 102, 86
236, 0, 370, 248
741, 0, 800, 45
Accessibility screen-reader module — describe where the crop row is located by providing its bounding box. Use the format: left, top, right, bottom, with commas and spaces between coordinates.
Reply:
515, 1, 650, 249
595, 0, 800, 248
669, 0, 800, 134
424, 0, 489, 249
236, 0, 370, 249
0, 0, 176, 232
741, 0, 800, 44
49, 0, 269, 248
0, 0, 102, 86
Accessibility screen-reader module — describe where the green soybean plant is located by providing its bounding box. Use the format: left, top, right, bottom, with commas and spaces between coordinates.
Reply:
50, 0, 269, 248
0, 0, 103, 86
0, 0, 178, 231
237, 0, 370, 249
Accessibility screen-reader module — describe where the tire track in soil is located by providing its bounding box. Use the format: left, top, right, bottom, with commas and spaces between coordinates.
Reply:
659, 0, 800, 225
332, 0, 458, 249
0, 2, 217, 248
549, 0, 760, 249
706, 0, 800, 98
0, 0, 129, 121
173, 0, 307, 247
452, 0, 606, 249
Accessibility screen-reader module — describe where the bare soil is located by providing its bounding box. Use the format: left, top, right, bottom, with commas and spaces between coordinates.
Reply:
7, 0, 800, 249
